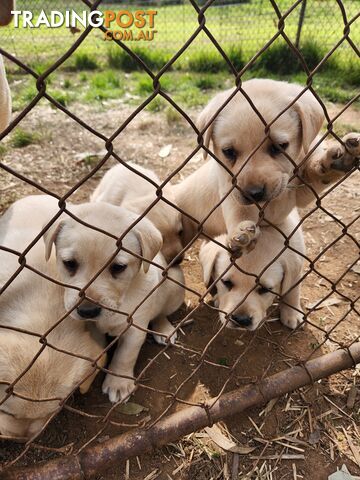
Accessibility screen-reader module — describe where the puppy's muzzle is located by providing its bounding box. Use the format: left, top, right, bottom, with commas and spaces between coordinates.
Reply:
77, 300, 102, 319
230, 314, 253, 328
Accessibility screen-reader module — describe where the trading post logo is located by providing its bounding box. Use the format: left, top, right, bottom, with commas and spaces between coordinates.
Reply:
11, 10, 158, 42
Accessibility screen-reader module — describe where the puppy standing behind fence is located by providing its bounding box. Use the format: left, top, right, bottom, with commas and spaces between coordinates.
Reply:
173, 79, 359, 252
199, 210, 305, 331
17, 195, 185, 403
0, 201, 106, 440
91, 162, 184, 264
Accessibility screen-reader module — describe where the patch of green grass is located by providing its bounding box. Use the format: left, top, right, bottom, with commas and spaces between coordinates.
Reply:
79, 72, 88, 82
342, 63, 360, 87
134, 74, 171, 95
29, 60, 54, 75
12, 84, 39, 111
11, 129, 40, 148
174, 85, 209, 108
194, 75, 217, 90
63, 79, 72, 89
257, 41, 302, 75
187, 50, 227, 73
83, 71, 124, 102
74, 53, 98, 71
165, 107, 183, 124
146, 96, 166, 112
83, 154, 102, 167
300, 40, 326, 71
0, 144, 7, 156
314, 84, 354, 103
226, 45, 245, 72
108, 47, 171, 72
49, 90, 69, 107
91, 71, 121, 89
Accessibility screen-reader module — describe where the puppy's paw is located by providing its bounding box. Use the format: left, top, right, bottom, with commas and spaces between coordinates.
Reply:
151, 317, 178, 346
228, 221, 260, 258
280, 311, 304, 330
153, 329, 177, 346
320, 133, 360, 175
102, 374, 136, 403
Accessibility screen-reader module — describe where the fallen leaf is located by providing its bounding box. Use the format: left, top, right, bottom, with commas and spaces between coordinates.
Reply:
158, 144, 172, 158
117, 402, 147, 415
204, 424, 256, 454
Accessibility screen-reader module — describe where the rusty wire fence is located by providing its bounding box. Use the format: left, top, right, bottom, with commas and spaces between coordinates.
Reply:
0, 0, 359, 478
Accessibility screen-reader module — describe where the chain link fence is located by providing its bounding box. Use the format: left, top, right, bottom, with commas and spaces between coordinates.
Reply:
0, 0, 359, 478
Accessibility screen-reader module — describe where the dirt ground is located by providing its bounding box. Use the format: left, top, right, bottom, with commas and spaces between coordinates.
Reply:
0, 98, 359, 479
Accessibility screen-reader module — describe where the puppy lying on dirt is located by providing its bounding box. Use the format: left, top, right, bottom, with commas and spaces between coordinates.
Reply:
0, 54, 11, 132
199, 211, 305, 331
7, 195, 184, 403
0, 202, 106, 440
91, 162, 183, 264
173, 79, 360, 252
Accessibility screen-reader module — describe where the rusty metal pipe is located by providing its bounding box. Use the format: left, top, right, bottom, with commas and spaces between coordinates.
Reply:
3, 343, 360, 480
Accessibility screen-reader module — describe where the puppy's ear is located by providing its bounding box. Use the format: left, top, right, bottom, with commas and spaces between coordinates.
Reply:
43, 220, 64, 261
134, 219, 163, 273
293, 92, 324, 154
199, 241, 219, 288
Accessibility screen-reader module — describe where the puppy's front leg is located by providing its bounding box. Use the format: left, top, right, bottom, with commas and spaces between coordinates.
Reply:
297, 133, 359, 208
280, 283, 304, 330
151, 316, 177, 345
102, 327, 147, 403
279, 260, 304, 330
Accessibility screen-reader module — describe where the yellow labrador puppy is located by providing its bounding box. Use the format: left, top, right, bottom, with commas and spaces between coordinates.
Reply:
199, 210, 305, 331
173, 79, 359, 250
8, 195, 184, 404
0, 204, 106, 441
91, 162, 183, 264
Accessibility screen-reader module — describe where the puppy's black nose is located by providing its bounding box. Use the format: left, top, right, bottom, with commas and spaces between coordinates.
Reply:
77, 301, 102, 319
173, 254, 184, 265
244, 185, 266, 203
231, 314, 252, 327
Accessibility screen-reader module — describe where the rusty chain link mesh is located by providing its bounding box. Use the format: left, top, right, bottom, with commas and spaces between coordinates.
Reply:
0, 0, 359, 476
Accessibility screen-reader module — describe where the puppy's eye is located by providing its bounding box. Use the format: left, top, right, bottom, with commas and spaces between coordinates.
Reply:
222, 147, 237, 163
257, 285, 273, 295
178, 228, 183, 236
62, 259, 78, 275
221, 279, 233, 290
110, 263, 127, 278
270, 142, 289, 156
